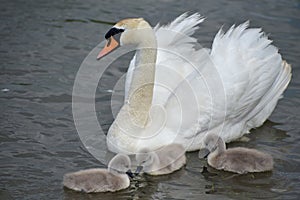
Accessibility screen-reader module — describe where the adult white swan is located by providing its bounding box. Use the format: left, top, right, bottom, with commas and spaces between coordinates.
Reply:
97, 13, 291, 154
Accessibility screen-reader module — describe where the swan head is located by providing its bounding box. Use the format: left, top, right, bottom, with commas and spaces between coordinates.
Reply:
97, 18, 155, 59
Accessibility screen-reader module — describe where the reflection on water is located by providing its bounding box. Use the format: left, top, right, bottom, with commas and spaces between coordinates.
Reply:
0, 0, 299, 199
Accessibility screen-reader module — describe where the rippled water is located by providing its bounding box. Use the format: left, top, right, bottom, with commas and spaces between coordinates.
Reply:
1, 0, 299, 199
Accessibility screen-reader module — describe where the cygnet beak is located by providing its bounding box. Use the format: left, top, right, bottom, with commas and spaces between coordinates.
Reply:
125, 169, 134, 178
198, 148, 210, 158
134, 166, 143, 175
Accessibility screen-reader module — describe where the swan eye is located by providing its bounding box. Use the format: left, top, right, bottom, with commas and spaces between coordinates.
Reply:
105, 27, 125, 39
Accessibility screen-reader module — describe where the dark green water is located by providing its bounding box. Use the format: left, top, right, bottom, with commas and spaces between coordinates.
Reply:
1, 0, 299, 199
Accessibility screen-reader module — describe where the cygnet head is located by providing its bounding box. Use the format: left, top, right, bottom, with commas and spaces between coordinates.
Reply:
97, 18, 156, 59
108, 154, 133, 178
199, 134, 225, 158
135, 148, 159, 174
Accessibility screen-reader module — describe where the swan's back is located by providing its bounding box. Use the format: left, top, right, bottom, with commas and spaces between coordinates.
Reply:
163, 16, 291, 150
210, 147, 274, 174
210, 23, 292, 138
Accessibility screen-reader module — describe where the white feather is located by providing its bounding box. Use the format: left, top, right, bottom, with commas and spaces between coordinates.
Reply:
115, 13, 291, 152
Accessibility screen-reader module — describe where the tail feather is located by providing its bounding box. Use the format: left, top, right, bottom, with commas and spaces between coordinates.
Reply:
210, 21, 292, 136
154, 13, 204, 48
245, 60, 292, 128
154, 12, 204, 37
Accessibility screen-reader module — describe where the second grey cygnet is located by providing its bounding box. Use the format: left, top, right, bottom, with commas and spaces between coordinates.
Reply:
199, 134, 273, 174
136, 143, 186, 175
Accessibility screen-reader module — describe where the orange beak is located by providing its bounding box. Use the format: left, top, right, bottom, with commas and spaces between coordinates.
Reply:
97, 36, 119, 60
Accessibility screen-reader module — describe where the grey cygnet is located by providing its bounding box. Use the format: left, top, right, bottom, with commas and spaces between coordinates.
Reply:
63, 154, 133, 193
136, 143, 186, 175
199, 134, 273, 174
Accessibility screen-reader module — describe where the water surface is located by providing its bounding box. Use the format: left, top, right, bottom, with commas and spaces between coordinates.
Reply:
1, 0, 300, 199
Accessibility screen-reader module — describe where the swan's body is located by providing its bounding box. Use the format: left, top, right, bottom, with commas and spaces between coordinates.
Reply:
63, 154, 132, 193
98, 13, 291, 154
200, 134, 274, 174
135, 143, 186, 175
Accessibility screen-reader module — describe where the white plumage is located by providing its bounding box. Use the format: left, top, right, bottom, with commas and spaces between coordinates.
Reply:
102, 13, 291, 153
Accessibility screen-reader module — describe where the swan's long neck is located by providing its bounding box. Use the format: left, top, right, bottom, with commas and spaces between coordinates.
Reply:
127, 29, 157, 127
